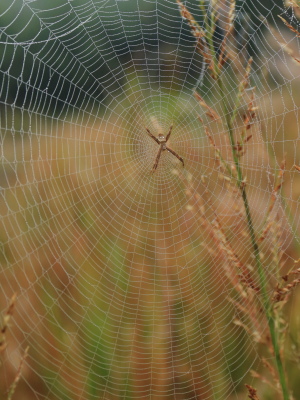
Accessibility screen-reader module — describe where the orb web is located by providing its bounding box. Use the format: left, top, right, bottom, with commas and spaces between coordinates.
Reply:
1, 0, 300, 399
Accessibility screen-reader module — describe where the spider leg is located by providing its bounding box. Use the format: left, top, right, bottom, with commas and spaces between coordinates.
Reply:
152, 145, 163, 173
145, 127, 160, 145
165, 125, 173, 142
166, 146, 184, 167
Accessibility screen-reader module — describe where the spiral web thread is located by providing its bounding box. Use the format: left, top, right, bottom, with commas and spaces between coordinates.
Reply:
1, 0, 300, 399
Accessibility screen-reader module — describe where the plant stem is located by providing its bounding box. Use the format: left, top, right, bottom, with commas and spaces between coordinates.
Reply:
192, 3, 290, 396
217, 75, 290, 400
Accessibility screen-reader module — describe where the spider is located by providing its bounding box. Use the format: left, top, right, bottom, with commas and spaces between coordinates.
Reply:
145, 125, 184, 173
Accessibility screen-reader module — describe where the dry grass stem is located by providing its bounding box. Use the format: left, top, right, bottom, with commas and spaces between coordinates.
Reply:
194, 92, 221, 121
293, 164, 300, 171
245, 384, 260, 400
0, 294, 17, 353
283, 264, 300, 281
285, 0, 300, 8
275, 34, 300, 64
212, 214, 259, 291
262, 357, 280, 388
268, 15, 300, 63
7, 346, 29, 400
182, 169, 264, 343
218, 0, 236, 68
177, 0, 218, 78
273, 268, 300, 302
202, 125, 232, 177
243, 95, 257, 131
230, 298, 265, 343
259, 160, 285, 242
278, 15, 300, 36
230, 58, 256, 140
285, 0, 300, 18
239, 57, 254, 95
0, 294, 29, 399
182, 173, 247, 294
177, 0, 212, 65
270, 218, 285, 272
250, 369, 281, 393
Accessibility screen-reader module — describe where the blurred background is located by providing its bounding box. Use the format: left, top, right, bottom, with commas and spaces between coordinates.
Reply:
1, 0, 300, 399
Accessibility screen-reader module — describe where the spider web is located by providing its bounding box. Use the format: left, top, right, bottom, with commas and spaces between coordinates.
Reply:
1, 0, 300, 399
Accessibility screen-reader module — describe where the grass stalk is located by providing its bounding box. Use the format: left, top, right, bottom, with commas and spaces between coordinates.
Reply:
178, 1, 291, 396
204, 5, 289, 398
214, 38, 290, 400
